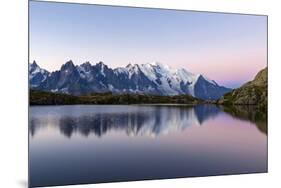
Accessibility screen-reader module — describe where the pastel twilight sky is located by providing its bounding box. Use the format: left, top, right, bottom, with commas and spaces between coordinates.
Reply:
29, 1, 267, 88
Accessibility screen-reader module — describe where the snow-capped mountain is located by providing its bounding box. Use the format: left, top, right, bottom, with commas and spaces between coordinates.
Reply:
29, 60, 231, 100
29, 61, 49, 87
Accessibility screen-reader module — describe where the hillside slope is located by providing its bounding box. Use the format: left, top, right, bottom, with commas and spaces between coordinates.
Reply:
218, 67, 267, 110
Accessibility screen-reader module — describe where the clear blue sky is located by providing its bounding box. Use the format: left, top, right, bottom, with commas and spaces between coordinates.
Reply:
30, 1, 267, 88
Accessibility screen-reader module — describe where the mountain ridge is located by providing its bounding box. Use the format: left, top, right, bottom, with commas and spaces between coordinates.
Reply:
29, 60, 231, 100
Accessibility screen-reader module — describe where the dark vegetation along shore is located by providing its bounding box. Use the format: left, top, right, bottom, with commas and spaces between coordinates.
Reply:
30, 90, 202, 105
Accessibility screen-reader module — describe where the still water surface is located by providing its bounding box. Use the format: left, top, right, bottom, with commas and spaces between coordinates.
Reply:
29, 105, 267, 187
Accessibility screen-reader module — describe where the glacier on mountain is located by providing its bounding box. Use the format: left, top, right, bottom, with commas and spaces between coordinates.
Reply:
29, 60, 231, 100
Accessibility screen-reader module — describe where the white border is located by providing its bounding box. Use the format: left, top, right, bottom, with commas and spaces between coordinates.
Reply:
1, 0, 281, 188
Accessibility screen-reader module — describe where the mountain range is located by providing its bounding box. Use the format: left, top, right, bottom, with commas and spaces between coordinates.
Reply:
29, 60, 231, 100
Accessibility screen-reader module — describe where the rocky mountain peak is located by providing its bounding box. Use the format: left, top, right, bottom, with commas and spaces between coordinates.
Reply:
31, 60, 38, 67
61, 60, 75, 71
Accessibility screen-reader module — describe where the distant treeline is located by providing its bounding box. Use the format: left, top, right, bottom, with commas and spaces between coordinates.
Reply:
29, 90, 202, 105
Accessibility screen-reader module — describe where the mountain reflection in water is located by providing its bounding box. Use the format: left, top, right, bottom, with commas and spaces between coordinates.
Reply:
29, 105, 266, 138
29, 104, 267, 187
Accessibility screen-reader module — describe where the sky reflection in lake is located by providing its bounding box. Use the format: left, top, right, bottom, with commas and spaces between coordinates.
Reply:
29, 105, 267, 187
